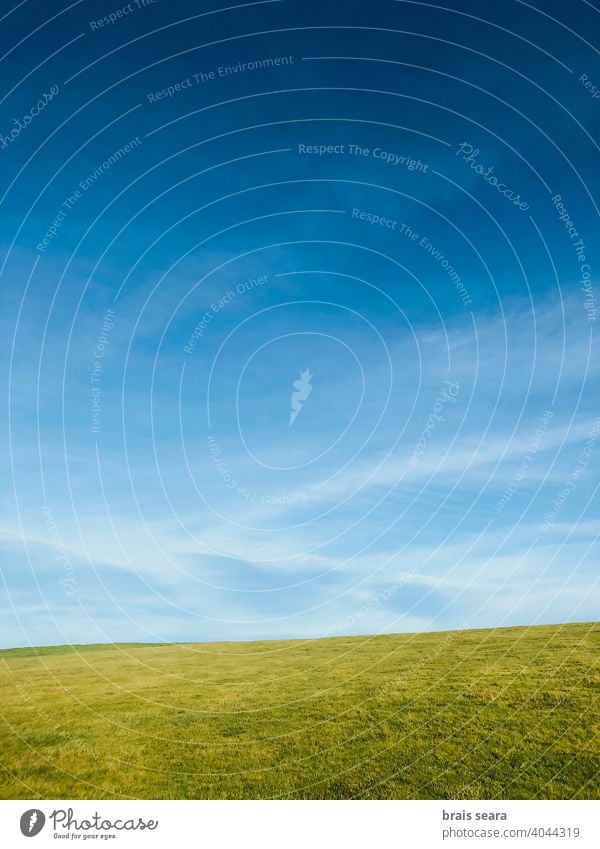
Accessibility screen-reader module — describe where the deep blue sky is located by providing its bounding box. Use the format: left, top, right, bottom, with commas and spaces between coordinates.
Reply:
1, 0, 598, 647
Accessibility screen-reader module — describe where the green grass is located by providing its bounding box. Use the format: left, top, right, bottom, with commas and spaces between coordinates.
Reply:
1, 622, 598, 799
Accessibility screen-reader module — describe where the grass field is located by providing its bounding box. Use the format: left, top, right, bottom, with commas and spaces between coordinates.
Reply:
0, 622, 598, 799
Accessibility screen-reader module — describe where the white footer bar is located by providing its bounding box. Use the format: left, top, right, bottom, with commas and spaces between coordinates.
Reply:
0, 800, 597, 848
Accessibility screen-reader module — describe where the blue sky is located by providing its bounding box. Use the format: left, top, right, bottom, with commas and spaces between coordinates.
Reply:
1, 0, 598, 647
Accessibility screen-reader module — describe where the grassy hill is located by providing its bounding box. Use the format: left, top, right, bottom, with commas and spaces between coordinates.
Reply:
0, 622, 598, 799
